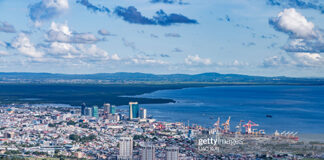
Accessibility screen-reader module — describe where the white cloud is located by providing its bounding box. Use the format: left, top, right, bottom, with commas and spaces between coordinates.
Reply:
263, 53, 324, 68
46, 22, 101, 44
11, 33, 43, 58
29, 0, 69, 23
40, 41, 120, 62
131, 58, 167, 65
270, 8, 315, 39
232, 60, 249, 66
270, 8, 324, 53
263, 55, 289, 68
50, 22, 71, 35
185, 55, 211, 65
77, 44, 109, 60
292, 52, 324, 67
40, 42, 78, 59
111, 54, 121, 60
44, 0, 68, 9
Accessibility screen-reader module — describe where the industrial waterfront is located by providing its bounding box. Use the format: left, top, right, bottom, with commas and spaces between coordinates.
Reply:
0, 101, 323, 160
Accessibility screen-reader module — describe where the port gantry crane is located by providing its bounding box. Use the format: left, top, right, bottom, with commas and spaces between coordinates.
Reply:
235, 120, 244, 135
222, 116, 231, 133
243, 120, 259, 134
213, 117, 221, 133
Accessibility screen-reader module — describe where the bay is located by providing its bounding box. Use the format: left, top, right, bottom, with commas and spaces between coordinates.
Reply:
122, 85, 324, 134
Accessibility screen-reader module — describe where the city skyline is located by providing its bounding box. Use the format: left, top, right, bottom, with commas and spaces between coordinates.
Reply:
0, 0, 324, 77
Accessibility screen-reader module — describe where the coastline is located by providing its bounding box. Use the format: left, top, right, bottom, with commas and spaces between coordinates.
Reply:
1, 83, 324, 107
0, 83, 204, 106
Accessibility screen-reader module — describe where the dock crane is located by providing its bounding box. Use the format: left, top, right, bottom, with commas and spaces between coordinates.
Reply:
243, 120, 259, 134
213, 117, 221, 132
235, 120, 244, 135
222, 116, 231, 133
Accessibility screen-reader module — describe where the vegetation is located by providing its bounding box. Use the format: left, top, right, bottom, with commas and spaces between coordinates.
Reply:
4, 150, 21, 155
66, 120, 77, 126
0, 156, 25, 160
79, 123, 90, 128
133, 135, 147, 140
48, 122, 63, 128
31, 151, 48, 156
69, 134, 97, 143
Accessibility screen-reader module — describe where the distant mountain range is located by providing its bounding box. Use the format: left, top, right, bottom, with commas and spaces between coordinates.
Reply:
0, 72, 323, 84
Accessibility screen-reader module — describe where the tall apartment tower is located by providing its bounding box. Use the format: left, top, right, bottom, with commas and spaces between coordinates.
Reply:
166, 146, 179, 160
85, 107, 92, 117
92, 106, 99, 118
129, 102, 139, 120
140, 108, 147, 119
110, 105, 116, 114
118, 137, 133, 160
104, 103, 111, 114
141, 143, 155, 160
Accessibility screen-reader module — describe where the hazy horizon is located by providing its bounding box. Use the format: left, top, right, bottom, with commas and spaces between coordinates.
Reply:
1, 71, 324, 78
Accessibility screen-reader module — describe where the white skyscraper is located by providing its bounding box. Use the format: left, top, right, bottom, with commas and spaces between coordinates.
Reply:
141, 143, 155, 160
166, 146, 179, 160
118, 137, 133, 160
140, 108, 147, 119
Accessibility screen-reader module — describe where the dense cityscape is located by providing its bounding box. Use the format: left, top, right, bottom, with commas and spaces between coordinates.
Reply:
1, 0, 324, 160
0, 102, 323, 160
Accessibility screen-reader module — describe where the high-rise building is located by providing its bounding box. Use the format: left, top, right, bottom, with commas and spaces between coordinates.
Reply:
81, 103, 86, 116
113, 113, 120, 122
140, 108, 147, 119
129, 102, 139, 120
104, 103, 111, 114
85, 107, 92, 117
111, 105, 116, 114
118, 137, 133, 160
141, 143, 155, 160
92, 106, 99, 118
166, 146, 179, 160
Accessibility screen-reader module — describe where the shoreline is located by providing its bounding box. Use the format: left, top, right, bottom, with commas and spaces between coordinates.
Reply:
1, 83, 324, 106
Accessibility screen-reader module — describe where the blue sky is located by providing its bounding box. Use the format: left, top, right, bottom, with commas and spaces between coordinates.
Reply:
0, 0, 323, 77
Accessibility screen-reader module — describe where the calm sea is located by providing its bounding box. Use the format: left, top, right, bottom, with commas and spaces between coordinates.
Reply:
122, 85, 324, 134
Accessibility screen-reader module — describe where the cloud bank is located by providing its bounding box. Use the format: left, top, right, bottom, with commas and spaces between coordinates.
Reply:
114, 6, 198, 26
269, 8, 324, 53
76, 0, 110, 14
46, 22, 102, 44
267, 0, 324, 14
185, 55, 211, 65
29, 0, 69, 23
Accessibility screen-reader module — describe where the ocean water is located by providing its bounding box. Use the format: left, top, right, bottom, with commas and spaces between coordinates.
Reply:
122, 85, 324, 134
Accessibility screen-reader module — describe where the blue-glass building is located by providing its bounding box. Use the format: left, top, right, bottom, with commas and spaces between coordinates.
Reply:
129, 102, 139, 119
110, 105, 116, 114
92, 106, 99, 118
